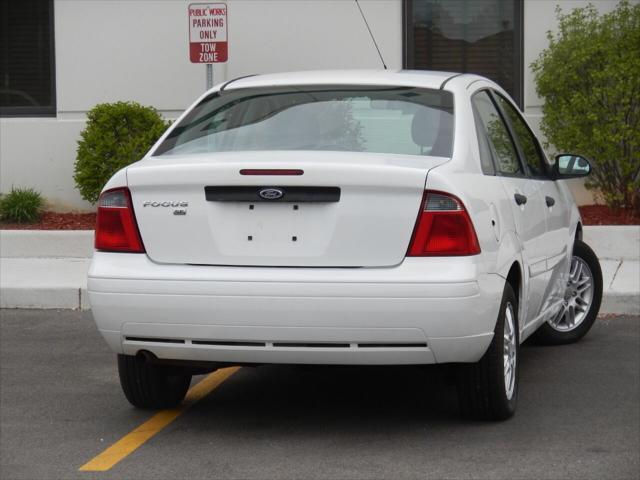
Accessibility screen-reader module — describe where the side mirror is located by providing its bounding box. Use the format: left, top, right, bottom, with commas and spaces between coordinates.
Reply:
552, 154, 592, 179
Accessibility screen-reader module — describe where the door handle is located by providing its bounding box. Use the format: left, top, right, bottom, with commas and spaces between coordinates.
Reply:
514, 193, 527, 205
545, 196, 555, 207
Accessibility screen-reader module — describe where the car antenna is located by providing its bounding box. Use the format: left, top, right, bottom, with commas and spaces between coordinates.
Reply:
354, 0, 387, 70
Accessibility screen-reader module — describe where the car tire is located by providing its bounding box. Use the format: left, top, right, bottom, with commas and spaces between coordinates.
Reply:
533, 240, 602, 345
117, 354, 192, 409
457, 282, 519, 421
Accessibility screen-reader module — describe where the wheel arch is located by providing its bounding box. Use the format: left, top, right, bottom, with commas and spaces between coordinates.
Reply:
503, 260, 525, 339
505, 261, 522, 307
494, 227, 526, 329
575, 221, 583, 242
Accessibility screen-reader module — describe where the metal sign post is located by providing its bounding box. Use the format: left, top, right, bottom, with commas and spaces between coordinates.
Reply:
188, 3, 228, 91
206, 64, 213, 90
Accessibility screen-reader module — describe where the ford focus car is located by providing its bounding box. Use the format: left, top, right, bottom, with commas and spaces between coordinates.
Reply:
88, 70, 602, 420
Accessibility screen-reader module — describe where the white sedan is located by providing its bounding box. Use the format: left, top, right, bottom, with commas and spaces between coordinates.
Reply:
88, 70, 602, 420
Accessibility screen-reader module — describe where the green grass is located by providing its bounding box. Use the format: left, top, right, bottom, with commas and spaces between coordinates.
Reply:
0, 187, 44, 223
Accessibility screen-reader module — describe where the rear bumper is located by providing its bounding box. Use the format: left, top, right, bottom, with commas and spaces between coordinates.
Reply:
88, 253, 504, 365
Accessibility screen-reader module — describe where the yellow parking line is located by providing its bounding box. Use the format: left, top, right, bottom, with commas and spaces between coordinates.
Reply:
79, 366, 240, 472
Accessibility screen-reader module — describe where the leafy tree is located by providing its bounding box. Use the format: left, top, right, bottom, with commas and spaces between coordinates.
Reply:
316, 100, 364, 151
74, 102, 170, 203
531, 0, 640, 213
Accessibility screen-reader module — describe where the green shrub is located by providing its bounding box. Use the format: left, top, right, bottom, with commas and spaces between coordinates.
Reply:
74, 101, 170, 203
0, 187, 44, 223
531, 0, 640, 213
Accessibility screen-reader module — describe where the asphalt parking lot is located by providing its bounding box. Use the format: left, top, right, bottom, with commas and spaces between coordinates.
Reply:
0, 310, 638, 480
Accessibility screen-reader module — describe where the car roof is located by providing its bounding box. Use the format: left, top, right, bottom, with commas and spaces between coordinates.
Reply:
220, 69, 483, 92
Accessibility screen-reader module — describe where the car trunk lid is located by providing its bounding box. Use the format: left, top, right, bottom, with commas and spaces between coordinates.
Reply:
127, 151, 448, 267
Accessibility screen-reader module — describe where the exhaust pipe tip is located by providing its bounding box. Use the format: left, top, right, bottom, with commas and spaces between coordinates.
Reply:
135, 350, 158, 363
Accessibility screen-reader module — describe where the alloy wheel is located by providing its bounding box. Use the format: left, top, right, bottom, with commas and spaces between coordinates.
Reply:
503, 302, 517, 400
549, 255, 594, 332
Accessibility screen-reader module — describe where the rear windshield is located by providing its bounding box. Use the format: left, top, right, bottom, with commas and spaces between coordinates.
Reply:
154, 85, 454, 157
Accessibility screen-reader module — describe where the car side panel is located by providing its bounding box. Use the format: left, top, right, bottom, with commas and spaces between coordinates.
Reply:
425, 166, 534, 337
520, 180, 583, 339
422, 85, 526, 336
449, 79, 543, 336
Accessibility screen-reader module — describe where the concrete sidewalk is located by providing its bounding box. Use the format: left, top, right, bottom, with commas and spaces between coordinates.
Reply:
1, 227, 638, 313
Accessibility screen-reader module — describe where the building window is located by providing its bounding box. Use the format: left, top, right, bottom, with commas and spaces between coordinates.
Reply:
0, 0, 56, 116
403, 0, 523, 108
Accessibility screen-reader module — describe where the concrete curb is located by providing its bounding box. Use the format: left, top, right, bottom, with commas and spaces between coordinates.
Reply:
1, 287, 89, 310
0, 257, 637, 313
583, 226, 639, 260
0, 230, 94, 258
1, 226, 637, 260
0, 226, 637, 313
0, 258, 91, 310
601, 294, 639, 316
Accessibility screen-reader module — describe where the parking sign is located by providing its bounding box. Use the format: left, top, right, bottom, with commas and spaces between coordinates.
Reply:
189, 3, 228, 63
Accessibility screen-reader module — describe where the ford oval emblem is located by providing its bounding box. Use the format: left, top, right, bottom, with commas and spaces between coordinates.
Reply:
259, 188, 284, 200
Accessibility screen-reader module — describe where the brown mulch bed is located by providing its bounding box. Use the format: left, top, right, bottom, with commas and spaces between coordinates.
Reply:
0, 211, 96, 230
0, 205, 637, 230
579, 205, 639, 226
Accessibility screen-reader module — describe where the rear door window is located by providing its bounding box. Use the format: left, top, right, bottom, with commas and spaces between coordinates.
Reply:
471, 91, 523, 176
493, 93, 550, 178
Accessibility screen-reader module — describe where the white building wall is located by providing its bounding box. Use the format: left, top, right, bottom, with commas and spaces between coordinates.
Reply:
1, 0, 401, 211
0, 0, 624, 211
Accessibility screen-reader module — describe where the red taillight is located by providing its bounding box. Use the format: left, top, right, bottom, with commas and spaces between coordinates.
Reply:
95, 187, 145, 253
407, 191, 480, 256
